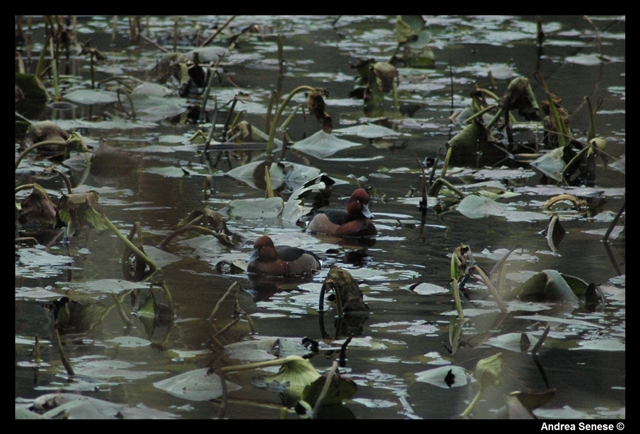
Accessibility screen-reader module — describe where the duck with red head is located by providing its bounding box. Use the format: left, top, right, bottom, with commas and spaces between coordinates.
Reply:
247, 236, 321, 277
307, 188, 377, 238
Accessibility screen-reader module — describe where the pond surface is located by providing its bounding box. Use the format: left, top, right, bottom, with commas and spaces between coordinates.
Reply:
15, 15, 625, 420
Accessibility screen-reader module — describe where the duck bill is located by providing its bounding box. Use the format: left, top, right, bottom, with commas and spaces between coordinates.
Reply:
362, 203, 374, 219
248, 250, 260, 262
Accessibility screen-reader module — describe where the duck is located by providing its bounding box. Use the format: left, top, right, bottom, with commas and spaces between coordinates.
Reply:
247, 235, 321, 277
307, 188, 377, 238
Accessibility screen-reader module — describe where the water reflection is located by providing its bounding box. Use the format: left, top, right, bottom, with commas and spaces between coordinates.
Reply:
15, 15, 625, 419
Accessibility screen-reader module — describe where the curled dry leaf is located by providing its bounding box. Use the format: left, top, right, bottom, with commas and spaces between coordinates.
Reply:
322, 265, 369, 313
19, 184, 58, 228
307, 88, 333, 133
499, 76, 540, 121
27, 121, 69, 145
372, 62, 397, 93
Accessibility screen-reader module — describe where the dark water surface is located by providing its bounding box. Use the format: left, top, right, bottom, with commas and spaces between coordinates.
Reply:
15, 16, 624, 419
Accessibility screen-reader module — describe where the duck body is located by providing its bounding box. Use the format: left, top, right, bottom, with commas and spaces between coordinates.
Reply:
247, 236, 321, 277
307, 188, 377, 238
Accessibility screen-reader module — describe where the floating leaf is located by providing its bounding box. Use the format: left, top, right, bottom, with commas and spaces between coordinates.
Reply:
32, 394, 127, 419
59, 279, 148, 295
486, 332, 539, 352
15, 248, 74, 279
131, 82, 171, 96
410, 282, 448, 295
105, 336, 151, 348
565, 54, 603, 66
301, 373, 357, 407
185, 46, 230, 63
226, 160, 321, 190
456, 194, 548, 222
153, 368, 241, 401
290, 131, 362, 159
506, 269, 580, 303
281, 174, 331, 222
64, 89, 119, 105
571, 339, 625, 352
225, 337, 306, 362
513, 314, 605, 329
227, 197, 284, 219
332, 123, 402, 139
457, 194, 508, 219
415, 366, 469, 388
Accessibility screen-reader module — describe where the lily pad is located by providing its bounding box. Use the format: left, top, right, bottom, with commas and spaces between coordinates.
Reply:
486, 332, 539, 352
228, 197, 284, 219
415, 365, 469, 388
456, 194, 548, 222
410, 282, 448, 295
565, 54, 604, 66
26, 393, 179, 419
153, 368, 241, 401
15, 248, 74, 279
570, 339, 625, 352
64, 89, 119, 105
290, 130, 362, 158
505, 270, 581, 303
226, 160, 321, 190
225, 337, 309, 362
530, 147, 567, 182
185, 46, 230, 63
513, 314, 605, 329
105, 336, 152, 348
57, 279, 149, 295
332, 123, 403, 138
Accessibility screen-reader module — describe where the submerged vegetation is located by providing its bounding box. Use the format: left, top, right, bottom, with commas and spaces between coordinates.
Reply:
15, 15, 624, 419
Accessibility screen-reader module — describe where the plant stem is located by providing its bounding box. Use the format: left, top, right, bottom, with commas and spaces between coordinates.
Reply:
102, 216, 158, 271
15, 140, 68, 170
451, 278, 464, 320
473, 265, 507, 313
311, 361, 338, 419
54, 324, 75, 376
266, 85, 315, 156
219, 355, 302, 374
49, 37, 60, 101
461, 388, 483, 418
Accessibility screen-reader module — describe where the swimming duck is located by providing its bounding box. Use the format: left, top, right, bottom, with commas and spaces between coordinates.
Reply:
247, 235, 321, 276
307, 188, 377, 237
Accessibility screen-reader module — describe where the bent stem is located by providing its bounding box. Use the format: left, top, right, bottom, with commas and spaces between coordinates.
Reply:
15, 134, 92, 171
266, 85, 315, 156
472, 265, 507, 313
219, 355, 303, 374
451, 278, 464, 321
15, 140, 67, 170
102, 216, 158, 271
461, 387, 483, 418
311, 361, 338, 419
